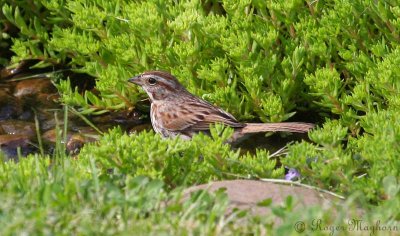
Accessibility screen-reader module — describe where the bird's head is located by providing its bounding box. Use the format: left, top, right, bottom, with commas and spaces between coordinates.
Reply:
128, 71, 186, 101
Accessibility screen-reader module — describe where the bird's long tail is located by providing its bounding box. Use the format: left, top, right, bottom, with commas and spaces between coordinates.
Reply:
240, 122, 314, 134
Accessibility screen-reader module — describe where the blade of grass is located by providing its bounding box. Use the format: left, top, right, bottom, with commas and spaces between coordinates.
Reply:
69, 106, 104, 135
259, 178, 345, 200
33, 109, 45, 156
54, 110, 65, 160
63, 104, 68, 146
17, 146, 22, 160
6, 69, 73, 82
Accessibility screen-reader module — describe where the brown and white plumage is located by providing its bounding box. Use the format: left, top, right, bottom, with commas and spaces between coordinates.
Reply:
128, 71, 314, 140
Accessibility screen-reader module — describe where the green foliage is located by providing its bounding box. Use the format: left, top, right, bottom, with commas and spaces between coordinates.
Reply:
0, 155, 222, 235
0, 153, 397, 235
2, 0, 399, 122
80, 125, 284, 187
283, 109, 400, 202
56, 79, 132, 115
1, 0, 68, 65
1, 0, 400, 232
0, 0, 310, 119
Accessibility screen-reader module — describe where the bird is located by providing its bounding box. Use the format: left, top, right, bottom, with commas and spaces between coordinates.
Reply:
128, 71, 314, 141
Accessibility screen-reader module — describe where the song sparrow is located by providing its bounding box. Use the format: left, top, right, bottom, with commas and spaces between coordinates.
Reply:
128, 71, 314, 140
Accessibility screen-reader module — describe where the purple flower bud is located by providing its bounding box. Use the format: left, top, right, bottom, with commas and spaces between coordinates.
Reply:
285, 168, 301, 181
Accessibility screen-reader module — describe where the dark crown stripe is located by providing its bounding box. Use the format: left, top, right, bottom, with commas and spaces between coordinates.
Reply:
143, 71, 178, 82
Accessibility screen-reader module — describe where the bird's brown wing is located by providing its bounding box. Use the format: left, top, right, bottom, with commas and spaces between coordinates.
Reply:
160, 100, 244, 132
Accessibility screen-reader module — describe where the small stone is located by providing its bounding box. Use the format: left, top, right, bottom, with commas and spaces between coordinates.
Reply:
38, 110, 68, 131
0, 84, 12, 93
0, 66, 18, 80
42, 129, 97, 155
35, 92, 60, 108
128, 123, 152, 135
66, 133, 98, 155
0, 134, 30, 146
66, 134, 86, 155
13, 78, 56, 99
0, 59, 42, 80
42, 129, 72, 144
91, 109, 144, 126
0, 120, 36, 137
0, 90, 22, 120
18, 110, 34, 121
0, 134, 34, 158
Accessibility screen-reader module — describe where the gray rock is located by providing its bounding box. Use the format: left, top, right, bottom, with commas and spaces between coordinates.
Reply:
183, 180, 342, 216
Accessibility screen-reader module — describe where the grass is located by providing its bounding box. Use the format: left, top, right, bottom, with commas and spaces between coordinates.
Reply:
0, 154, 397, 235
0, 106, 398, 235
1, 0, 400, 234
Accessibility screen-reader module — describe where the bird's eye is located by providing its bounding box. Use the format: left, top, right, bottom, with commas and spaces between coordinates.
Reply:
148, 77, 157, 85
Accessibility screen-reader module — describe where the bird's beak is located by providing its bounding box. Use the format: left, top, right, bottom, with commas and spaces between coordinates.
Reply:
128, 75, 141, 85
